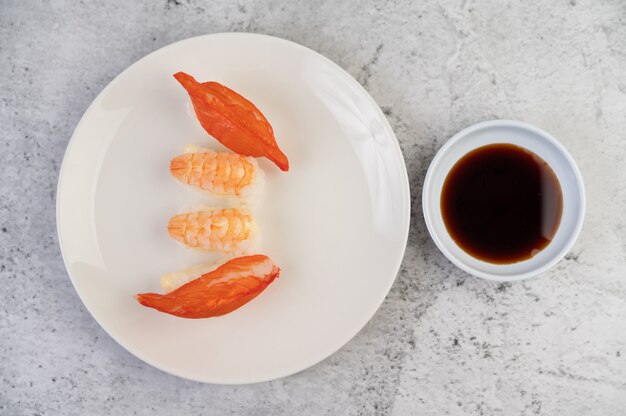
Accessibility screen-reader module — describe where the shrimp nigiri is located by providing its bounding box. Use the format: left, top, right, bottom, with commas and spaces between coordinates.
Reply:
170, 146, 263, 199
137, 255, 280, 319
167, 208, 258, 253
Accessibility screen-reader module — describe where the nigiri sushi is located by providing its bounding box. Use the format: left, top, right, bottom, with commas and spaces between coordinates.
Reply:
170, 146, 264, 200
174, 72, 289, 171
167, 208, 258, 253
137, 255, 280, 319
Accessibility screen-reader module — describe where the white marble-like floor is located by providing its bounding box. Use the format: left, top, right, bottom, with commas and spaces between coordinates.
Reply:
1, 0, 625, 414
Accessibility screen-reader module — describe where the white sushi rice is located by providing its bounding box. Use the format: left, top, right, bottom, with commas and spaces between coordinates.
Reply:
160, 261, 221, 293
160, 255, 275, 293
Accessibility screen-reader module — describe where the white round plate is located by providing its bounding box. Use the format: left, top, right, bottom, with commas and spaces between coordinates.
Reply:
57, 33, 410, 384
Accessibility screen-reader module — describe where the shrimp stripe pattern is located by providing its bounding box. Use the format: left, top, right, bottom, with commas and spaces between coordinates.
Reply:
167, 209, 256, 253
170, 151, 256, 196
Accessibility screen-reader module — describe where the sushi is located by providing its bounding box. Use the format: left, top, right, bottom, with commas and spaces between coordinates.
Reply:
170, 145, 264, 200
174, 72, 289, 171
167, 208, 258, 254
137, 255, 280, 319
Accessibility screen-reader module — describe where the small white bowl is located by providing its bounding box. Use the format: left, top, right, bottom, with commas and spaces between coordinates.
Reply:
422, 120, 585, 281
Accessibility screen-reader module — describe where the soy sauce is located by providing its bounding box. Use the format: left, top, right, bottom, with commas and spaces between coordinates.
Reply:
441, 143, 563, 264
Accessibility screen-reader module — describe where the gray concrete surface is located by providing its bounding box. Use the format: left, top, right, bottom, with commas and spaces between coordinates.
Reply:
1, 0, 626, 414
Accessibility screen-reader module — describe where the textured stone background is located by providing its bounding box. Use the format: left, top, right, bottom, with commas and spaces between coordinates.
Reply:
1, 0, 626, 415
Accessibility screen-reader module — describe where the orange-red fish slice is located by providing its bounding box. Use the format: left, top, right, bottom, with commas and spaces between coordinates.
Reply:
136, 255, 280, 319
174, 72, 289, 171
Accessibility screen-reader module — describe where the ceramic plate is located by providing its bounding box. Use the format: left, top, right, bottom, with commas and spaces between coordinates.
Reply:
56, 33, 410, 384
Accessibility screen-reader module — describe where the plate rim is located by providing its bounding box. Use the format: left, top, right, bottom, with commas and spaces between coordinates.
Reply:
56, 32, 411, 384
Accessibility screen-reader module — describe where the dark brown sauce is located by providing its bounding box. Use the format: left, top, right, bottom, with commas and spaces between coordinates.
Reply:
441, 143, 563, 264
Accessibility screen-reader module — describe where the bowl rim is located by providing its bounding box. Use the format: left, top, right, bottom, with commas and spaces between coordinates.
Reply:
422, 119, 586, 281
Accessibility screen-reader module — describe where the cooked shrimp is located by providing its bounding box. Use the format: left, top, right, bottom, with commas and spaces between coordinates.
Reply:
170, 149, 260, 197
167, 208, 257, 253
